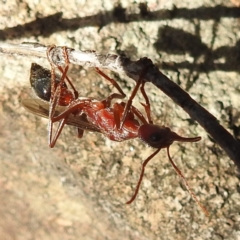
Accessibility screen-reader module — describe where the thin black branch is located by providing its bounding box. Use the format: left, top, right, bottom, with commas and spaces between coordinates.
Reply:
1, 42, 240, 169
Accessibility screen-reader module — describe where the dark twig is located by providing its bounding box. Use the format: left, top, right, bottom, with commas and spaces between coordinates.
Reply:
1, 42, 240, 169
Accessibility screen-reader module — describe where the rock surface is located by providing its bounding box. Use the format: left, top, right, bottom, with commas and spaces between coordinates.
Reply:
0, 1, 240, 239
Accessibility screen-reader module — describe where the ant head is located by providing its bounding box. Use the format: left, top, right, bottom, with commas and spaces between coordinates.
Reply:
138, 124, 174, 149
138, 124, 201, 149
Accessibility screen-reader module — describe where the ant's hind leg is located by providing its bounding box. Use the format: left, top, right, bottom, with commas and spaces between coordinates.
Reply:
49, 117, 68, 148
58, 46, 79, 99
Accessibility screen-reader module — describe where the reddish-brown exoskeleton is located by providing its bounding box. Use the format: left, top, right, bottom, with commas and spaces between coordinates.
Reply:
22, 47, 208, 215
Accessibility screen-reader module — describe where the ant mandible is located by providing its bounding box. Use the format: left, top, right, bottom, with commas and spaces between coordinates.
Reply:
22, 46, 208, 215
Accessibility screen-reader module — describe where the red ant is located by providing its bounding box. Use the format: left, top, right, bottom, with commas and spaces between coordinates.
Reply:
22, 47, 208, 215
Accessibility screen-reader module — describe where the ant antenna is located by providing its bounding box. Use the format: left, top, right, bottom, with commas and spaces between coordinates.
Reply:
166, 147, 209, 216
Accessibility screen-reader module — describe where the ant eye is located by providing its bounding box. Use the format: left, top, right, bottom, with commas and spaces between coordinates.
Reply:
150, 132, 162, 143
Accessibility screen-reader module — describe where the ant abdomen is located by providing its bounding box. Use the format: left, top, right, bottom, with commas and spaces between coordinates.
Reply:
30, 63, 74, 106
30, 63, 53, 101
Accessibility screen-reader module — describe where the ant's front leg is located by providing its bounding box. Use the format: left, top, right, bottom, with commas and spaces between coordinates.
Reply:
120, 65, 152, 128
140, 82, 153, 124
120, 71, 146, 129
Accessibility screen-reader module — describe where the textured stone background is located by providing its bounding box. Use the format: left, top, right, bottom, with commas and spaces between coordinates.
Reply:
0, 0, 240, 239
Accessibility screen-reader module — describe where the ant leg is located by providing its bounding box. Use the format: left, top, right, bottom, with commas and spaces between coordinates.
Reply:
98, 66, 148, 128
126, 148, 161, 204
49, 117, 68, 148
130, 105, 148, 125
58, 66, 79, 99
49, 116, 84, 147
46, 45, 63, 118
58, 46, 79, 99
48, 65, 70, 120
47, 45, 78, 101
47, 45, 58, 100
49, 101, 87, 146
112, 101, 148, 129
113, 83, 151, 126
95, 68, 126, 97
140, 82, 153, 124
166, 146, 209, 216
52, 100, 87, 122
112, 98, 149, 130
95, 68, 126, 106
47, 83, 65, 147
120, 74, 144, 129
101, 93, 126, 108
